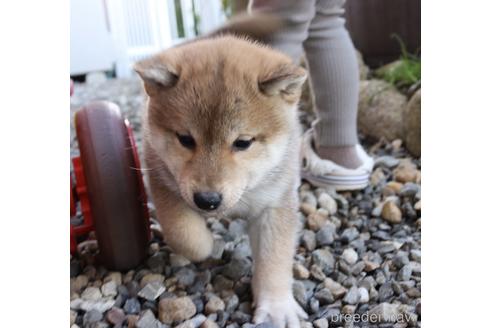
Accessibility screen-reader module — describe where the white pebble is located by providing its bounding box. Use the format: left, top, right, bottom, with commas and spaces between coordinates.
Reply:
341, 248, 358, 265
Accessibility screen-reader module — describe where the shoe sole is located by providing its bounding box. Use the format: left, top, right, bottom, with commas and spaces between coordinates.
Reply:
301, 172, 370, 191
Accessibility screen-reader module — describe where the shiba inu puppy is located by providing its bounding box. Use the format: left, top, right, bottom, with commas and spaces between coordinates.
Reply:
134, 25, 307, 327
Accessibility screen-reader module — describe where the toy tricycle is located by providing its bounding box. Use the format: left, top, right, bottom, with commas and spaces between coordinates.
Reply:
70, 100, 150, 271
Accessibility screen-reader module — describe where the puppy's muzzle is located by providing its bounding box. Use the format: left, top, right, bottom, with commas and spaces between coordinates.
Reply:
193, 191, 223, 211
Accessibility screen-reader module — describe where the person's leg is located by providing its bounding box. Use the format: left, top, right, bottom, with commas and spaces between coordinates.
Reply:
250, 0, 316, 63
303, 0, 362, 169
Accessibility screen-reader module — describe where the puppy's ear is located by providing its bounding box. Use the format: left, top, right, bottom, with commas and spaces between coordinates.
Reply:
259, 65, 307, 101
134, 57, 178, 97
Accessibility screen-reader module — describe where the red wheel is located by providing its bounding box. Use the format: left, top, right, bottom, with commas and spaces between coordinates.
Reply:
75, 101, 149, 270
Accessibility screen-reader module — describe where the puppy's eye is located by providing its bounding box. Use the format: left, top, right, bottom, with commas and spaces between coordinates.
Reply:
176, 133, 196, 149
233, 138, 255, 151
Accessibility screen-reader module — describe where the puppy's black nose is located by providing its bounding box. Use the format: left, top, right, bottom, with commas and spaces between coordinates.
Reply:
193, 192, 222, 211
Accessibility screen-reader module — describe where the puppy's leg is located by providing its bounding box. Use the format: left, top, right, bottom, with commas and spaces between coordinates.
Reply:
152, 186, 214, 262
249, 205, 307, 328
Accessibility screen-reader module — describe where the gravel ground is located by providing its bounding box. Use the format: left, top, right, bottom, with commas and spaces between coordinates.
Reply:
70, 77, 421, 328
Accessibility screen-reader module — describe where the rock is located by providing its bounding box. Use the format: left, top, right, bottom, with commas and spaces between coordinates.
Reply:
222, 258, 251, 280
358, 287, 369, 303
310, 264, 326, 281
176, 268, 197, 287
315, 223, 336, 246
101, 281, 118, 298
136, 310, 159, 328
233, 239, 252, 259
368, 303, 400, 323
201, 320, 219, 328
307, 209, 329, 231
343, 286, 360, 305
292, 280, 308, 307
140, 274, 165, 288
106, 307, 126, 326
225, 294, 239, 312
370, 167, 386, 186
104, 272, 122, 285
341, 248, 358, 265
374, 156, 400, 169
300, 230, 317, 251
228, 219, 248, 240
159, 297, 197, 324
414, 200, 421, 211
398, 264, 413, 281
358, 79, 407, 142
138, 281, 166, 301
211, 238, 226, 260
393, 159, 419, 184
312, 249, 335, 275
340, 227, 359, 243
81, 287, 102, 301
403, 89, 421, 157
378, 282, 394, 302
317, 193, 337, 215
147, 253, 166, 273
381, 201, 402, 224
83, 309, 103, 326
314, 288, 334, 305
72, 275, 89, 293
293, 263, 310, 280
300, 202, 317, 216
170, 254, 191, 267
386, 181, 403, 194
322, 277, 347, 299
124, 297, 141, 314
400, 183, 421, 198
313, 318, 328, 328
205, 295, 225, 314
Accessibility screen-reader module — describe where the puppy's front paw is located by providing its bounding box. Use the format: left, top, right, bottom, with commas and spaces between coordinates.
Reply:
253, 294, 307, 328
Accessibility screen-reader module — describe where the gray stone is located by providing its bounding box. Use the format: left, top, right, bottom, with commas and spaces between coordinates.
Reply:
222, 258, 251, 280
300, 230, 317, 251
101, 281, 118, 298
124, 297, 141, 314
314, 288, 334, 305
340, 227, 359, 243
83, 309, 103, 326
136, 310, 160, 328
211, 238, 226, 260
81, 287, 102, 301
368, 303, 400, 323
312, 249, 335, 275
233, 239, 252, 259
318, 193, 337, 215
343, 286, 360, 305
341, 248, 358, 265
400, 183, 421, 198
358, 287, 369, 303
170, 253, 191, 267
176, 267, 197, 286
138, 281, 166, 301
228, 220, 248, 240
375, 156, 400, 169
398, 264, 413, 281
315, 223, 336, 246
378, 283, 394, 302
293, 280, 308, 307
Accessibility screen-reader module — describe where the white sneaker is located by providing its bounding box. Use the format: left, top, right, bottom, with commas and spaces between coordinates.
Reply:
300, 129, 374, 191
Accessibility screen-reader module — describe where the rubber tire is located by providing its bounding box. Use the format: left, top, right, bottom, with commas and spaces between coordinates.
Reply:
75, 101, 149, 271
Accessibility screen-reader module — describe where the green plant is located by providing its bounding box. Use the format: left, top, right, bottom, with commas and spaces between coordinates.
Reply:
377, 34, 421, 89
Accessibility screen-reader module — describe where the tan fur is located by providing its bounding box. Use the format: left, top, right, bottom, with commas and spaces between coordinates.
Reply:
136, 35, 307, 328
